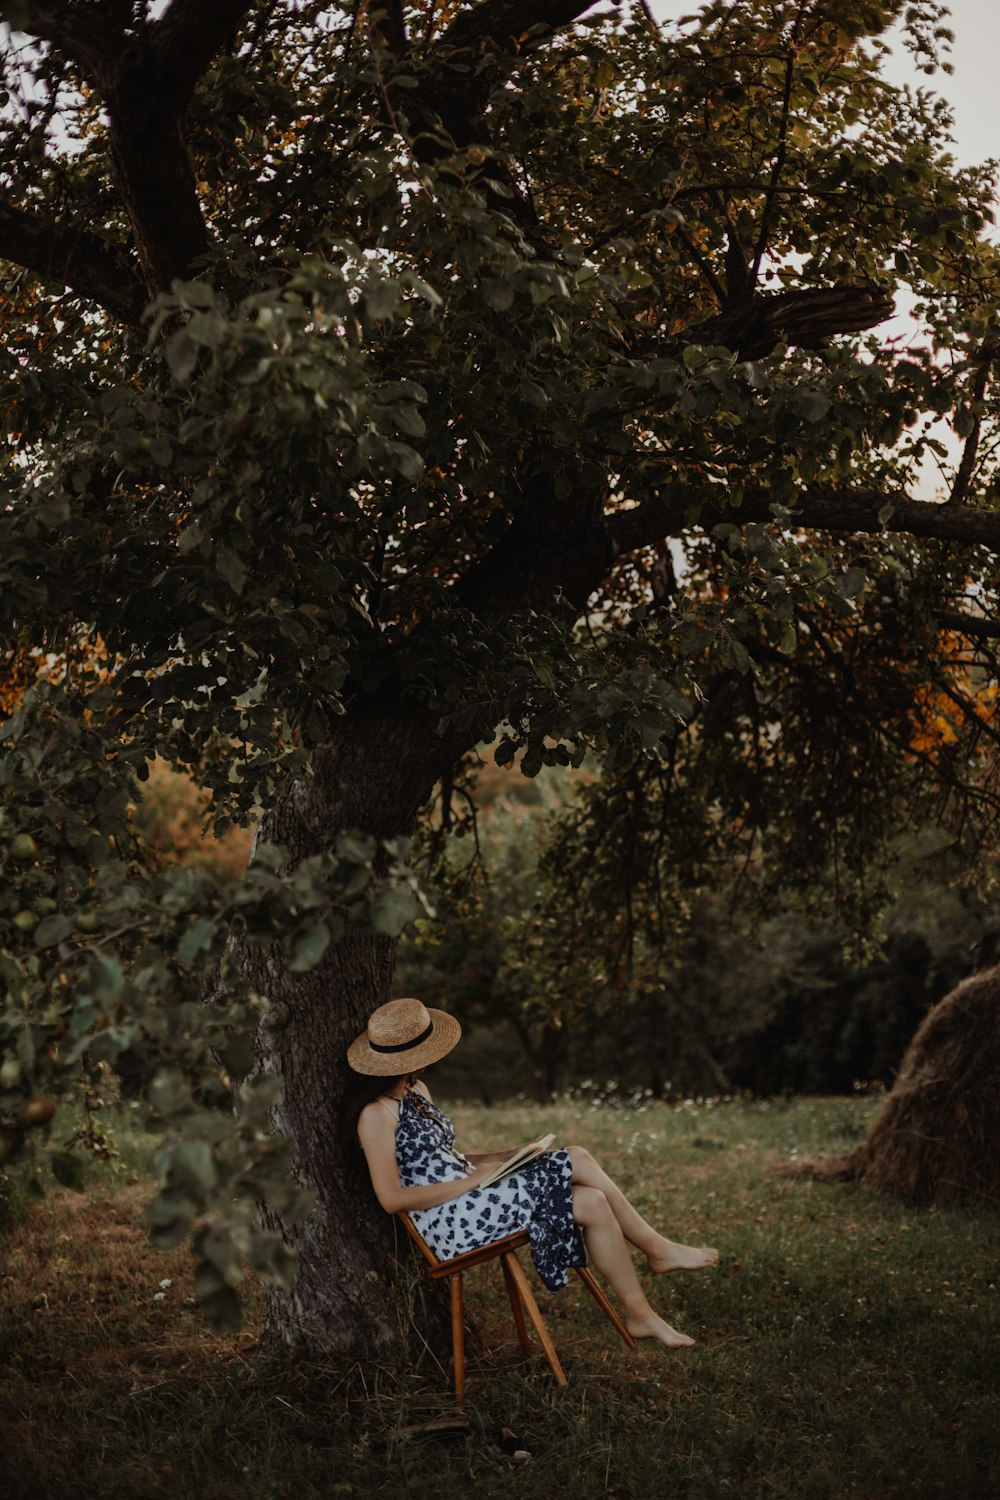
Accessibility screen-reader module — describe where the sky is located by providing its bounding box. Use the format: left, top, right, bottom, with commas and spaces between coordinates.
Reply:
876, 0, 998, 172
644, 0, 1000, 496
646, 0, 998, 175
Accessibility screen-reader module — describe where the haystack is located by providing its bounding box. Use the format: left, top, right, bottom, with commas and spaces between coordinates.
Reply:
793, 964, 1000, 1208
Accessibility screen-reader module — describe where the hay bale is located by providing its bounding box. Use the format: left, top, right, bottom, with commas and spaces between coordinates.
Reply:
794, 965, 1000, 1208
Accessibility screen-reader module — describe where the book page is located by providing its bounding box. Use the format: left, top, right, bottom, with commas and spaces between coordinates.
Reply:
477, 1133, 555, 1190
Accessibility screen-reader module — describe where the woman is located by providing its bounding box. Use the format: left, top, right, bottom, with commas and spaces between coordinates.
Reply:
344, 997, 718, 1350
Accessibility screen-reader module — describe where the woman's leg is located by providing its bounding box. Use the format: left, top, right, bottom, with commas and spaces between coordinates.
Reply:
568, 1147, 718, 1272
572, 1185, 694, 1348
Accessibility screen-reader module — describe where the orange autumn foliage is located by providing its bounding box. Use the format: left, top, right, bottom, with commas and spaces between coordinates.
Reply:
132, 758, 254, 881
909, 628, 998, 761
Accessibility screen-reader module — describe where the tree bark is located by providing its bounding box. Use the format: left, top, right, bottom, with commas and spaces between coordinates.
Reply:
0, 201, 145, 324
610, 481, 1000, 559
250, 921, 405, 1355
241, 695, 469, 1356
106, 66, 210, 299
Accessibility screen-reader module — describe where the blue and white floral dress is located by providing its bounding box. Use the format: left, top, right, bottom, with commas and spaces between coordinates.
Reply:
396, 1090, 586, 1292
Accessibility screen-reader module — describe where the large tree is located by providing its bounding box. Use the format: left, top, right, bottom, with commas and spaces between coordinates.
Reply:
2, 0, 1000, 1356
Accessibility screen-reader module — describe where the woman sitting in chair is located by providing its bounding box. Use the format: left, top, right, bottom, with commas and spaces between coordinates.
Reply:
343, 998, 718, 1350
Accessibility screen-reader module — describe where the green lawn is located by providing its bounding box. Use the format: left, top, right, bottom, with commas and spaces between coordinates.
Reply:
1, 1091, 997, 1500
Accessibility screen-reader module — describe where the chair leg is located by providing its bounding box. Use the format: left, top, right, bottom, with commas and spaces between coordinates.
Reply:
503, 1252, 567, 1386
450, 1273, 466, 1406
500, 1253, 533, 1355
575, 1265, 638, 1349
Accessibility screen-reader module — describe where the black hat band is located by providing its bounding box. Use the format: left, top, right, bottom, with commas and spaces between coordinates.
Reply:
369, 1020, 434, 1054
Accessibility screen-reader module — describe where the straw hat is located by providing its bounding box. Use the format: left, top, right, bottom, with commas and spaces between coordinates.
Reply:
346, 997, 462, 1076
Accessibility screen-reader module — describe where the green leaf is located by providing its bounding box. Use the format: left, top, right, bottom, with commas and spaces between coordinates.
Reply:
368, 885, 420, 936
168, 1140, 216, 1193
836, 566, 867, 599
193, 1259, 244, 1329
518, 379, 548, 411
215, 548, 247, 595
50, 1149, 85, 1191
221, 1033, 256, 1079
34, 913, 74, 948
199, 1283, 243, 1334
198, 1229, 242, 1279
391, 405, 426, 439
362, 275, 399, 320
336, 832, 377, 866
178, 916, 218, 967
144, 1189, 197, 1248
165, 329, 198, 384
482, 278, 514, 311
800, 391, 832, 423
149, 1217, 191, 1251
287, 921, 331, 973
728, 639, 751, 673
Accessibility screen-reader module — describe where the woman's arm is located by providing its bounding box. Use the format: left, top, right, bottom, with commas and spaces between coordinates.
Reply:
356, 1102, 492, 1214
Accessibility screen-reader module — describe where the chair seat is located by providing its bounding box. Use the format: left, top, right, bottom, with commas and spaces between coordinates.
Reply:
398, 1212, 637, 1404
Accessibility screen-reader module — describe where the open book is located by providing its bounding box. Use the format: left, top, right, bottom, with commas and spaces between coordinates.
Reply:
477, 1133, 556, 1190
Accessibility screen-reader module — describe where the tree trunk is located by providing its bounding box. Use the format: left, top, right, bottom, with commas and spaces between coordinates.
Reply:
105, 56, 210, 298
251, 923, 405, 1355
241, 698, 467, 1357
792, 965, 1000, 1209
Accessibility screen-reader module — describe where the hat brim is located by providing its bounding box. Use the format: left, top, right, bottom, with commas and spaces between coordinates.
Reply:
346, 1008, 462, 1075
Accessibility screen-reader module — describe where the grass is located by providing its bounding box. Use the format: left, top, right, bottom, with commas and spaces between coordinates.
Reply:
1, 1089, 998, 1500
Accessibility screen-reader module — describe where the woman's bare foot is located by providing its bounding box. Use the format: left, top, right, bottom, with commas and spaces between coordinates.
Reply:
646, 1237, 719, 1273
626, 1312, 695, 1349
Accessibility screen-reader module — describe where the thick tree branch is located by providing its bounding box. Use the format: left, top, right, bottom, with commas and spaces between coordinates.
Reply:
23, 0, 253, 99
442, 0, 604, 53
749, 48, 794, 285
609, 484, 1000, 557
0, 200, 145, 323
151, 0, 257, 109
15, 1, 128, 79
452, 465, 611, 618
102, 1, 255, 293
938, 610, 1000, 643
16, 2, 255, 302
946, 346, 996, 507
693, 282, 893, 361
366, 0, 407, 55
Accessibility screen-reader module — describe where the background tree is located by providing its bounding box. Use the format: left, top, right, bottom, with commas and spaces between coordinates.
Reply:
3, 0, 1000, 1356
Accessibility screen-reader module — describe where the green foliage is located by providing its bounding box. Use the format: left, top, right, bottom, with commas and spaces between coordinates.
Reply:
0, 676, 429, 1322
401, 757, 1000, 1100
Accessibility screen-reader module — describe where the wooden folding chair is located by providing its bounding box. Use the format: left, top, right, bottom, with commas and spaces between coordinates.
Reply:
398, 1212, 637, 1404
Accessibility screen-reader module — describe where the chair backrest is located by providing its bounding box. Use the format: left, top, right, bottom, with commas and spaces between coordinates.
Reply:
397, 1211, 441, 1268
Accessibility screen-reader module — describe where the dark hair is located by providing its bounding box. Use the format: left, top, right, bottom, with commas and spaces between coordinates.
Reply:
338, 1069, 413, 1157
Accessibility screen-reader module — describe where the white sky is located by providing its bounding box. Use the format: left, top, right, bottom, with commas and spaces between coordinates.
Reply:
877, 0, 999, 172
